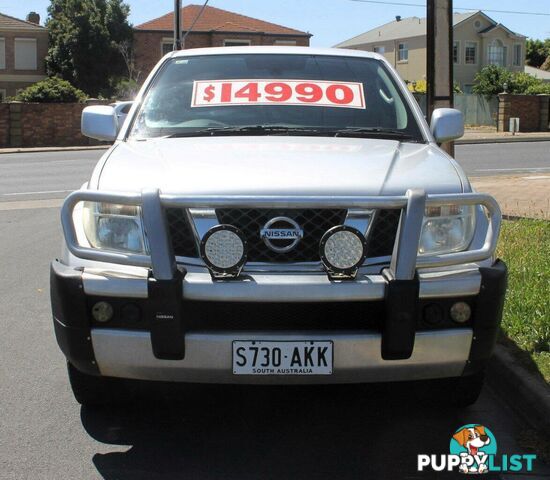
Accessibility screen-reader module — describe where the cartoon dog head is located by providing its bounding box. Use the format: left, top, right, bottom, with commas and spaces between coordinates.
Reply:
453, 425, 491, 455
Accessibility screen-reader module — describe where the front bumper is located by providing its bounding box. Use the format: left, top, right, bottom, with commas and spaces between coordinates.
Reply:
51, 259, 507, 383
89, 328, 472, 384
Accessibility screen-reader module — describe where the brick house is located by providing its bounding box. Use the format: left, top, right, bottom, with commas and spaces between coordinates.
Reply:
0, 12, 48, 100
133, 4, 311, 80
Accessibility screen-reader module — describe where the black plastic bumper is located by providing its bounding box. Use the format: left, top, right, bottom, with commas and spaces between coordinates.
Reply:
50, 259, 507, 377
464, 259, 508, 375
50, 261, 99, 375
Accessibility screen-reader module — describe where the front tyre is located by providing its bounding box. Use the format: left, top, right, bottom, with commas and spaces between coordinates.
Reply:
67, 362, 132, 406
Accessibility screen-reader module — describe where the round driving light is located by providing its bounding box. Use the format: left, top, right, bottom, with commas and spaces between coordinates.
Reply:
92, 301, 114, 323
319, 225, 367, 277
200, 224, 247, 276
450, 302, 472, 324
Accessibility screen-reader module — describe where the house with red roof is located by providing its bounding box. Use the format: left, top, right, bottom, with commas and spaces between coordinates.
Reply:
133, 4, 311, 79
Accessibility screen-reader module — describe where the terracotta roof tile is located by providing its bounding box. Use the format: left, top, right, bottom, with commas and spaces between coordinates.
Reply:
136, 4, 310, 36
0, 12, 46, 31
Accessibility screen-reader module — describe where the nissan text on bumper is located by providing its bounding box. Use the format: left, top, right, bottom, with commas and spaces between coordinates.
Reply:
50, 47, 507, 406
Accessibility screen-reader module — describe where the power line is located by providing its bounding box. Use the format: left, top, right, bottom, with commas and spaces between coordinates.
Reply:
349, 0, 550, 16
182, 0, 210, 42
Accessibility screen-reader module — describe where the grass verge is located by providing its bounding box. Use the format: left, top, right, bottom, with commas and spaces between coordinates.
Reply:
496, 219, 550, 382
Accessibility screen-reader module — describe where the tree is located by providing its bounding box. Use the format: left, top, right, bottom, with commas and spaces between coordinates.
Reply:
45, 0, 133, 96
15, 77, 87, 103
115, 39, 141, 84
472, 65, 548, 97
472, 65, 514, 96
525, 38, 550, 69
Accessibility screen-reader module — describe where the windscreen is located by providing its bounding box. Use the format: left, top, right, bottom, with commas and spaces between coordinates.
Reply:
130, 54, 424, 141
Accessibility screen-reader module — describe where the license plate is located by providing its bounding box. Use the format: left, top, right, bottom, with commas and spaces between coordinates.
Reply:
232, 341, 333, 375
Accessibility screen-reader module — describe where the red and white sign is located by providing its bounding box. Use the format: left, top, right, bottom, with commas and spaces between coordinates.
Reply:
191, 79, 366, 109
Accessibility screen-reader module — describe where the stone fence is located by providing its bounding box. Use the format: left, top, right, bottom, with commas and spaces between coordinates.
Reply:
413, 93, 549, 131
497, 94, 550, 132
0, 95, 549, 148
0, 100, 110, 148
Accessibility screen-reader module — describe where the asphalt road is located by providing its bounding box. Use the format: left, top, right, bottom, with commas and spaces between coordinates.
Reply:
455, 141, 550, 177
1, 143, 549, 478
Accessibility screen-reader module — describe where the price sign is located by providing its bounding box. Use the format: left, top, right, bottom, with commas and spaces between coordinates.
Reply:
192, 79, 366, 109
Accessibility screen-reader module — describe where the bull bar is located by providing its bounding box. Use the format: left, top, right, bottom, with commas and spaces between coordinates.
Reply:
60, 188, 501, 282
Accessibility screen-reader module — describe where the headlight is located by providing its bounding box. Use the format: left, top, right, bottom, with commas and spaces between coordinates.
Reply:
418, 205, 475, 255
82, 202, 146, 254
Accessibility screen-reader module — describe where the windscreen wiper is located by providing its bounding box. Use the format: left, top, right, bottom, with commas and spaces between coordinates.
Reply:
163, 125, 325, 138
333, 127, 422, 142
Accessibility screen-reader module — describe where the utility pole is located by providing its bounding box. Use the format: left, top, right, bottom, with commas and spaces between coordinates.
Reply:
174, 0, 182, 50
427, 0, 454, 155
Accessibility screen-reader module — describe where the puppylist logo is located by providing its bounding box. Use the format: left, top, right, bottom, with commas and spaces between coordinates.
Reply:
418, 424, 537, 474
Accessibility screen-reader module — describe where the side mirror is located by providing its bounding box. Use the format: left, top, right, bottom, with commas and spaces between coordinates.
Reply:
81, 105, 118, 141
430, 108, 464, 143
112, 101, 134, 130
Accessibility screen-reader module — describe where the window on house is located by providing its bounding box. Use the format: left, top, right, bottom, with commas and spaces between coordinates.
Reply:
161, 41, 173, 56
0, 38, 5, 69
488, 39, 506, 67
398, 43, 408, 61
0, 89, 6, 102
513, 44, 522, 66
453, 41, 459, 64
223, 39, 252, 47
465, 42, 477, 64
274, 40, 297, 46
14, 38, 37, 70
373, 46, 385, 54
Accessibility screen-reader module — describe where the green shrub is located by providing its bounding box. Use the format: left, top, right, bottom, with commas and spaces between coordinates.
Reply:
472, 65, 550, 97
472, 65, 513, 96
511, 72, 542, 93
110, 78, 139, 100
407, 79, 462, 94
525, 82, 550, 95
15, 77, 87, 103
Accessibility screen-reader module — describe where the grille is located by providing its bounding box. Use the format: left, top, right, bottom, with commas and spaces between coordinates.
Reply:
217, 209, 347, 262
367, 209, 401, 258
166, 208, 401, 263
166, 208, 199, 257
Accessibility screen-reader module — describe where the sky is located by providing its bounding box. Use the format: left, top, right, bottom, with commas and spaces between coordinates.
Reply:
1, 0, 549, 46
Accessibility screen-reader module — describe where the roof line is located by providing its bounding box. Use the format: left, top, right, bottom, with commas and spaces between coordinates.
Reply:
136, 28, 311, 37
333, 16, 405, 47
479, 22, 525, 38
452, 10, 482, 28
0, 11, 46, 29
193, 4, 308, 36
135, 4, 309, 36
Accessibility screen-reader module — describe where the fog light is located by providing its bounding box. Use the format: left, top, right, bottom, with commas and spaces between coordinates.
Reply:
319, 225, 367, 278
450, 302, 472, 323
423, 303, 444, 326
200, 225, 247, 277
92, 301, 114, 323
